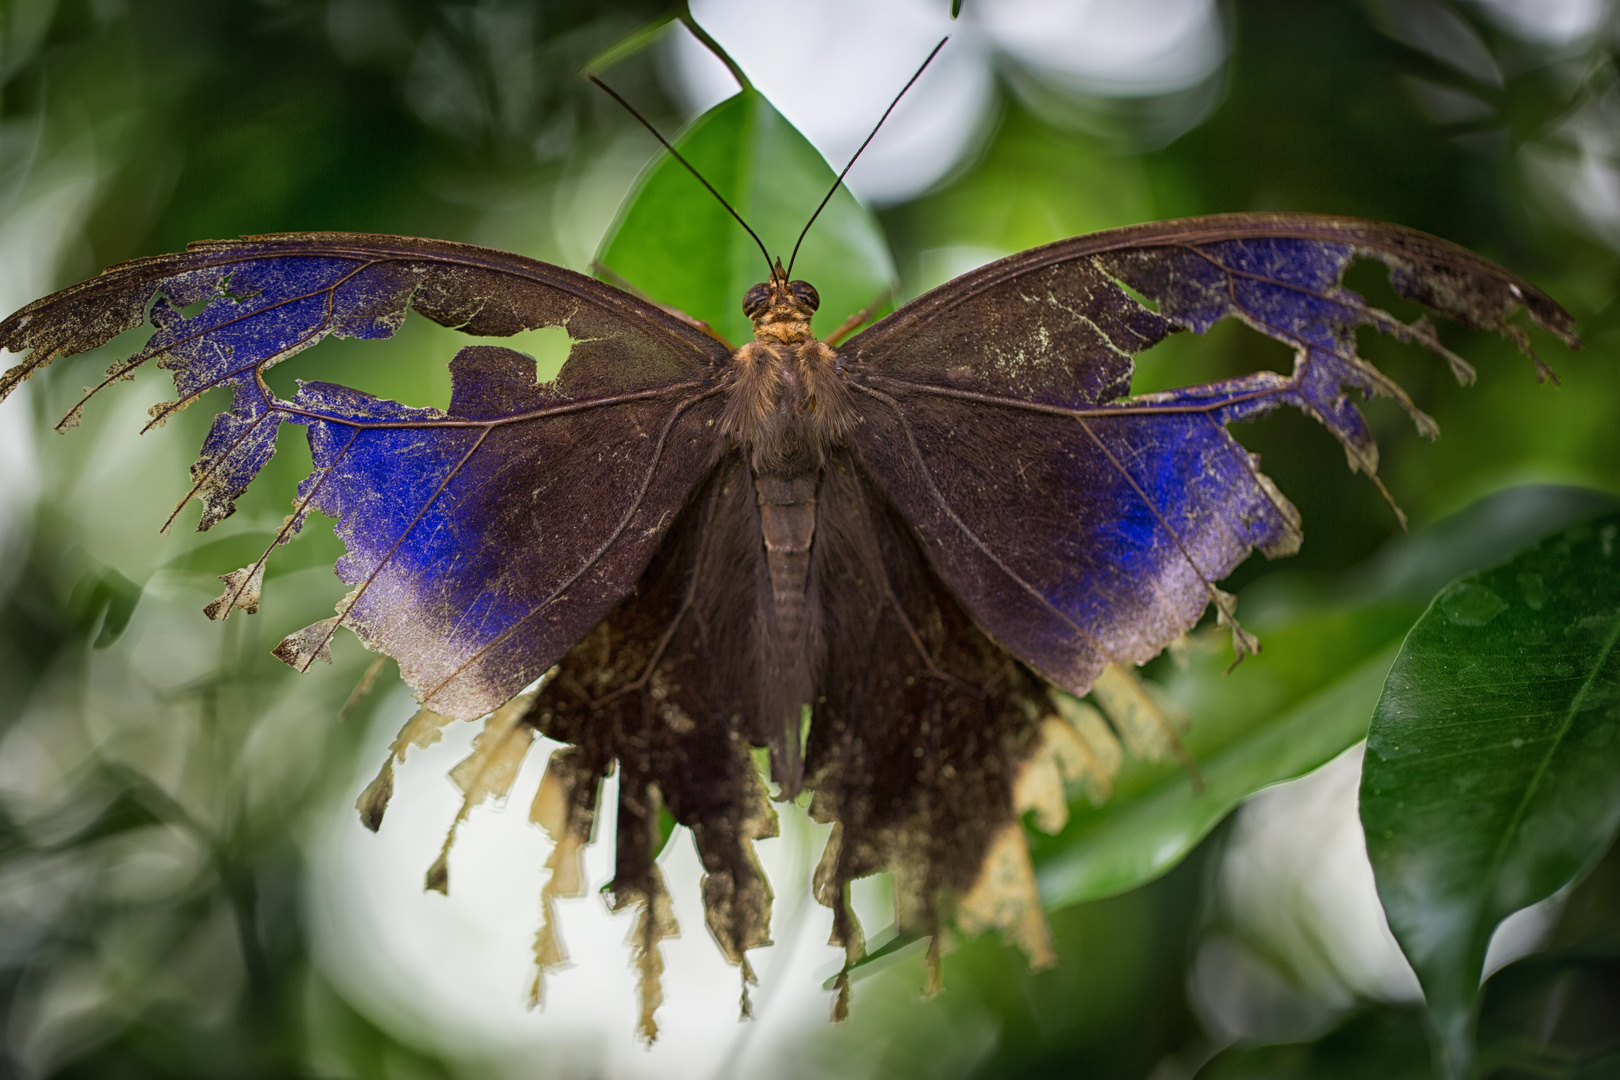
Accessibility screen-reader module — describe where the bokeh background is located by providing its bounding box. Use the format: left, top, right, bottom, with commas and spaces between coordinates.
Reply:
1, 1, 1618, 1077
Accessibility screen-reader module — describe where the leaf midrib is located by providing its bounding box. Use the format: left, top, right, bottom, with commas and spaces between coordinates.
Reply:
1475, 591, 1620, 936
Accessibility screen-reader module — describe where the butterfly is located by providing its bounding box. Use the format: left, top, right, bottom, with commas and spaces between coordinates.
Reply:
0, 84, 1578, 1035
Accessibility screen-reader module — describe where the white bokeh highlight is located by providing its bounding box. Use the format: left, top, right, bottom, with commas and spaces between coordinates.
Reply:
1193, 743, 1564, 1043
662, 0, 1226, 205
664, 0, 993, 206
976, 0, 1226, 96
1469, 0, 1613, 45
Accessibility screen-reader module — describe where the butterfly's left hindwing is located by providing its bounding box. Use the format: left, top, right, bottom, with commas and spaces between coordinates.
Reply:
0, 234, 731, 719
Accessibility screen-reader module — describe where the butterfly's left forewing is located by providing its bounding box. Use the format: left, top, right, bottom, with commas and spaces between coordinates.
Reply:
0, 234, 731, 719
839, 213, 1578, 696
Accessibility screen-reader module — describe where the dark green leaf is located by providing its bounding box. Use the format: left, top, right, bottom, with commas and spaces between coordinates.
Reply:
1363, 514, 1620, 1079
597, 90, 896, 346
1199, 1005, 1434, 1080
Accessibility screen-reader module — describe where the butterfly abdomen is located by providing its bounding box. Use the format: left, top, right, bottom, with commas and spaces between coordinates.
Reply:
750, 467, 817, 794
755, 473, 817, 632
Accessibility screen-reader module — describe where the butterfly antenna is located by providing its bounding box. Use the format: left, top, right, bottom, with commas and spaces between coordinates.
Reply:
589, 75, 774, 277
786, 37, 948, 279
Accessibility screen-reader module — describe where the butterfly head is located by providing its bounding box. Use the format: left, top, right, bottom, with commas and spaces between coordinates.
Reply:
744, 261, 820, 343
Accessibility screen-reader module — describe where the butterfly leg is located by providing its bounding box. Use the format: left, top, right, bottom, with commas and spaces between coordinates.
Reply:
824, 288, 893, 347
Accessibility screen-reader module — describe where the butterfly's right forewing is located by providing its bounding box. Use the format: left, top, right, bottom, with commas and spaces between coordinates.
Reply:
0, 234, 732, 720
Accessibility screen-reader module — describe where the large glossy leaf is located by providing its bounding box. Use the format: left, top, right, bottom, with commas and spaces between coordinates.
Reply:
596, 90, 897, 347
1362, 512, 1620, 1079
1034, 485, 1619, 909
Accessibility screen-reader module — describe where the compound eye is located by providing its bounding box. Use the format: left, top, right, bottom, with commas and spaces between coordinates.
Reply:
742, 283, 772, 319
788, 280, 820, 311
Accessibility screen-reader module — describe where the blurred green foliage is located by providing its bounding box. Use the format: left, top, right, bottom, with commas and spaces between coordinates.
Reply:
1, 1, 1618, 1078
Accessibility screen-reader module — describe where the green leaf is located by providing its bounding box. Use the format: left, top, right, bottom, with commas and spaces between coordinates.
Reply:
1362, 513, 1620, 1079
898, 104, 1157, 293
596, 90, 896, 347
1199, 1005, 1434, 1080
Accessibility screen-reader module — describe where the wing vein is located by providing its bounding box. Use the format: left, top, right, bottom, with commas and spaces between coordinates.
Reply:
855, 375, 1286, 419
417, 387, 724, 706
273, 381, 708, 431
850, 382, 1111, 666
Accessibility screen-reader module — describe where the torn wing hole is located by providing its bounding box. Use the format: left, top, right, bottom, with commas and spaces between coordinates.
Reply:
1126, 318, 1295, 398
1341, 256, 1431, 324
167, 293, 212, 320
1105, 271, 1160, 315
40, 315, 172, 432
501, 325, 573, 385
262, 319, 578, 412
263, 307, 459, 411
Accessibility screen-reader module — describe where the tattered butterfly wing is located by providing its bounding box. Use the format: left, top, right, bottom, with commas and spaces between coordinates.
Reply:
839, 213, 1579, 698
0, 234, 731, 720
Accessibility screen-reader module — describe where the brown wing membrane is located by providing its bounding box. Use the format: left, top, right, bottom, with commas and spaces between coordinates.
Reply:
807, 448, 1057, 1012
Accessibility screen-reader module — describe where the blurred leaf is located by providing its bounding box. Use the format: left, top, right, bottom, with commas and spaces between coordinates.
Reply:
1471, 837, 1620, 1076
1363, 514, 1620, 1079
1036, 607, 1414, 908
597, 89, 896, 346
69, 566, 144, 649
894, 103, 1157, 293
53, 785, 169, 849
582, 10, 680, 78
1200, 1005, 1434, 1080
161, 527, 343, 582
